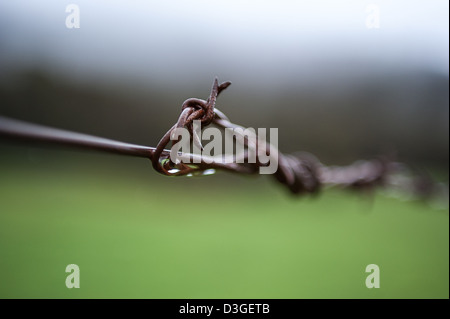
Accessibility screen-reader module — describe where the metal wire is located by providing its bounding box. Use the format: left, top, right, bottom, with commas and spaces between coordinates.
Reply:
152, 78, 393, 195
0, 78, 445, 200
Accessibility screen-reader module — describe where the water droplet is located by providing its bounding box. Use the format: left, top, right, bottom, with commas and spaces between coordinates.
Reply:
202, 169, 216, 176
185, 168, 216, 177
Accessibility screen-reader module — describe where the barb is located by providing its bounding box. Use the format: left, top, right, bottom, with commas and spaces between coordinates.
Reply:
0, 78, 446, 202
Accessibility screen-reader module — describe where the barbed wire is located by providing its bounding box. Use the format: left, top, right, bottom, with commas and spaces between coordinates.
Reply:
0, 78, 447, 203
151, 78, 446, 201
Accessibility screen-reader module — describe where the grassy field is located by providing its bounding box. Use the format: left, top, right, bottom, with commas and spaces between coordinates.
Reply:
0, 150, 448, 299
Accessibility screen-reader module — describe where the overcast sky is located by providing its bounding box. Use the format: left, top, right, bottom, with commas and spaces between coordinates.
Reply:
0, 0, 448, 87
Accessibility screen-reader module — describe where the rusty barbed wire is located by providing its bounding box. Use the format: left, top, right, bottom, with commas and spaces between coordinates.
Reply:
151, 77, 445, 200
0, 78, 447, 203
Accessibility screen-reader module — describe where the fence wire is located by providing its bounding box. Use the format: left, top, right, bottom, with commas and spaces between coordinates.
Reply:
0, 78, 447, 203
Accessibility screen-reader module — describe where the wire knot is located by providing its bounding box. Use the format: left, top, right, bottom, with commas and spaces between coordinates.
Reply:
180, 77, 231, 127
151, 77, 232, 176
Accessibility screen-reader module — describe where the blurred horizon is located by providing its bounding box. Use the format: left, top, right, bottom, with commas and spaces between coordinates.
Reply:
0, 66, 448, 170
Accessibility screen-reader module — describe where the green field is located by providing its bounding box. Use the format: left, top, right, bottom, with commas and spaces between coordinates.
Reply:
0, 151, 448, 299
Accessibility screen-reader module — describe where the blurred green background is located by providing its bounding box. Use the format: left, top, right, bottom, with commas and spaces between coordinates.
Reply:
0, 1, 448, 298
0, 148, 448, 298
